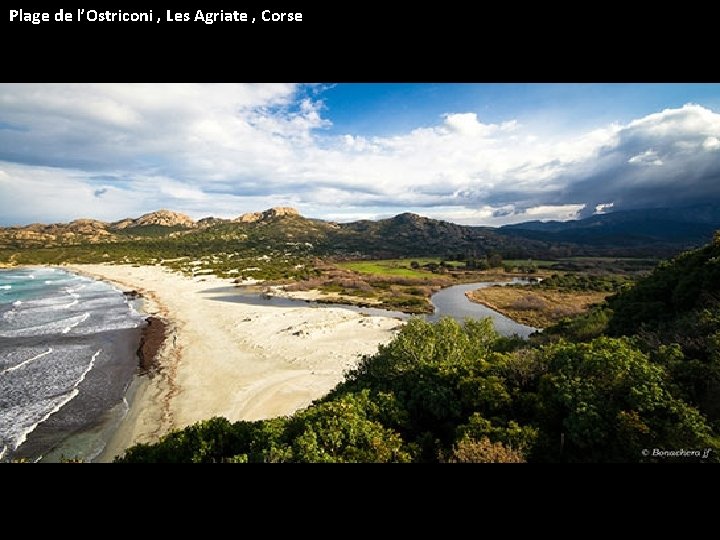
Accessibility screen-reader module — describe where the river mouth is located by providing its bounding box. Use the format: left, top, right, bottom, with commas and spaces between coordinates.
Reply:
214, 279, 539, 338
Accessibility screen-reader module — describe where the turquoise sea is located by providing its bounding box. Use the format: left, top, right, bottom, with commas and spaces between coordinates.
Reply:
0, 268, 146, 462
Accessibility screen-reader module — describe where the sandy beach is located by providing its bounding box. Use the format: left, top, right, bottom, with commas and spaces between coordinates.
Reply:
64, 264, 403, 462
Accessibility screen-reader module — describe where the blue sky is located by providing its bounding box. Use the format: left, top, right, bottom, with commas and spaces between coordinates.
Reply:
1, 83, 720, 226
320, 84, 720, 136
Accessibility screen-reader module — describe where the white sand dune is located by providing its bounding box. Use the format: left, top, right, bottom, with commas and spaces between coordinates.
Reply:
64, 265, 403, 461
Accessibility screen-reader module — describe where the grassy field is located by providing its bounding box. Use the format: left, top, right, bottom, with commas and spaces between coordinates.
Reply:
466, 286, 611, 328
504, 259, 559, 267
563, 256, 659, 262
338, 257, 558, 283
338, 259, 443, 278
298, 256, 646, 316
336, 256, 657, 278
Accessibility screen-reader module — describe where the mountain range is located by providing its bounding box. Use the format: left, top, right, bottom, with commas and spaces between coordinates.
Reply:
501, 205, 720, 246
1, 205, 719, 259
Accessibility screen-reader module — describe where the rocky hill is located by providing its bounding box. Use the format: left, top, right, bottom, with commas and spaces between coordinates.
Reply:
335, 212, 539, 258
0, 207, 301, 247
113, 209, 196, 229
234, 207, 300, 223
0, 218, 113, 246
197, 217, 231, 227
0, 205, 715, 258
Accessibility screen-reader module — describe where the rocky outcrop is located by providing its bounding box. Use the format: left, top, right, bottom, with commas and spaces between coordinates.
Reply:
111, 219, 134, 229
234, 207, 300, 223
68, 218, 108, 229
197, 217, 231, 227
0, 218, 113, 246
0, 208, 212, 247
65, 220, 112, 237
113, 209, 196, 229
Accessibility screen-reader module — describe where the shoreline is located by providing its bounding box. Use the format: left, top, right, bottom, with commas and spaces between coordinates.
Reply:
64, 264, 403, 461
0, 266, 149, 463
464, 292, 526, 325
62, 266, 182, 462
93, 315, 171, 462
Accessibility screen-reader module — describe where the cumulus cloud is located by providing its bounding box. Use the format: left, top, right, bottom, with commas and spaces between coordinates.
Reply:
554, 104, 720, 217
1, 84, 720, 226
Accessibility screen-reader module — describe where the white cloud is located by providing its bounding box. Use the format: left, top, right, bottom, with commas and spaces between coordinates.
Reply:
442, 113, 503, 137
704, 136, 720, 150
1, 84, 720, 226
594, 202, 614, 215
629, 149, 663, 166
0, 162, 144, 225
524, 204, 587, 218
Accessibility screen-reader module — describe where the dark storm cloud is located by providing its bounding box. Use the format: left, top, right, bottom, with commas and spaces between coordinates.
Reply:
490, 104, 720, 218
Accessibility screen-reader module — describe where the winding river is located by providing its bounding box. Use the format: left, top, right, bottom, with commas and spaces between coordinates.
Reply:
226, 279, 539, 338
426, 281, 538, 338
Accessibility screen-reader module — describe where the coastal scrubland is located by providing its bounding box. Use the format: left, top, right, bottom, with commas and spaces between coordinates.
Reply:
116, 233, 720, 463
466, 274, 632, 327
5, 208, 717, 463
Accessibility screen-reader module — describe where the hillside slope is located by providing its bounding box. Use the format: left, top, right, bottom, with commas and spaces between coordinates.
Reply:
1, 206, 716, 260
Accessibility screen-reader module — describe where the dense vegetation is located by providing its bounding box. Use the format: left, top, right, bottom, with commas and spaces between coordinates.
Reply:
118, 234, 720, 463
528, 273, 632, 292
606, 232, 720, 429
